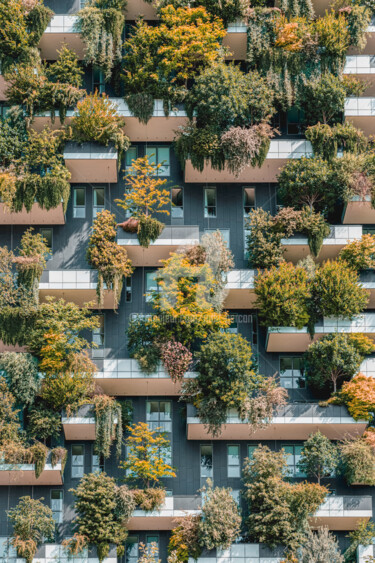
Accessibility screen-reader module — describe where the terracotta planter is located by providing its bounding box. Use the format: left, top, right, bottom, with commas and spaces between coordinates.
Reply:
118, 217, 139, 233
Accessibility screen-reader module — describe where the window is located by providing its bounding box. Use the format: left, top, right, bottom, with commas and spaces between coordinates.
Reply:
283, 445, 306, 477
227, 445, 240, 478
73, 187, 86, 218
40, 228, 53, 258
146, 146, 170, 176
225, 315, 238, 334
204, 187, 217, 218
93, 67, 105, 94
92, 453, 104, 473
125, 276, 132, 302
248, 445, 258, 459
93, 187, 105, 218
92, 315, 104, 359
125, 146, 138, 176
287, 107, 303, 136
200, 444, 213, 485
204, 228, 229, 248
280, 357, 305, 389
146, 401, 172, 432
171, 187, 183, 218
145, 270, 159, 302
243, 187, 255, 216
50, 490, 63, 524
125, 536, 138, 563
146, 536, 159, 556
231, 490, 241, 505
71, 445, 84, 478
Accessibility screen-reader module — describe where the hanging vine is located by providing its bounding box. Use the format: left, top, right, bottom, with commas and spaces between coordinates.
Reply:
92, 394, 123, 459
13, 228, 49, 304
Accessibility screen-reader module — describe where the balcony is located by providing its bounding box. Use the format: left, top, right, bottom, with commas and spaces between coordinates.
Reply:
0, 455, 63, 486
184, 140, 313, 183
39, 270, 116, 309
281, 225, 362, 263
6, 542, 117, 563
191, 544, 284, 563
224, 22, 248, 60
94, 358, 196, 396
39, 15, 85, 60
224, 270, 256, 309
186, 403, 367, 440
310, 496, 372, 530
266, 314, 375, 353
344, 56, 375, 95
63, 142, 118, 183
62, 404, 96, 440
128, 496, 201, 530
345, 97, 375, 135
117, 225, 200, 267
0, 201, 65, 225
126, 0, 157, 19
342, 195, 375, 224
347, 25, 375, 55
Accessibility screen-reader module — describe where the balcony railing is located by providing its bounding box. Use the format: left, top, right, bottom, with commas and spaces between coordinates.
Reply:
128, 495, 201, 530
342, 195, 375, 224
0, 454, 63, 486
117, 225, 200, 267
224, 269, 256, 308
39, 15, 84, 60
191, 544, 284, 563
0, 540, 117, 563
186, 402, 367, 440
63, 142, 118, 183
0, 201, 65, 225
311, 495, 372, 530
62, 404, 96, 441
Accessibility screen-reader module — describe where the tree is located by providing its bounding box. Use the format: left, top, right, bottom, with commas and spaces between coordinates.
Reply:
0, 377, 22, 447
46, 44, 83, 87
340, 235, 375, 271
182, 332, 287, 436
344, 520, 375, 563
330, 374, 375, 421
340, 438, 375, 486
278, 157, 335, 213
151, 0, 249, 27
27, 405, 62, 443
246, 208, 285, 268
69, 472, 135, 563
304, 334, 373, 394
8, 496, 55, 563
311, 260, 368, 319
0, 352, 39, 407
298, 527, 344, 563
243, 445, 327, 550
198, 480, 241, 550
255, 263, 310, 328
168, 515, 202, 563
121, 422, 176, 488
297, 73, 347, 125
297, 431, 339, 484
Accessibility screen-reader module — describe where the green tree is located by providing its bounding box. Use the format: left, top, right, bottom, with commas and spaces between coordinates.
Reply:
297, 431, 339, 484
121, 422, 176, 487
8, 496, 55, 563
0, 352, 39, 407
299, 527, 344, 563
340, 439, 375, 486
152, 0, 249, 26
304, 333, 373, 393
0, 377, 22, 446
311, 260, 368, 319
255, 263, 310, 328
27, 405, 62, 443
69, 472, 135, 563
46, 44, 83, 88
340, 235, 375, 271
182, 332, 286, 436
246, 208, 284, 268
297, 73, 347, 125
344, 520, 375, 563
198, 480, 241, 550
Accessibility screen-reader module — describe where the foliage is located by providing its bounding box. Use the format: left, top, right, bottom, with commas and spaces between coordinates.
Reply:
77, 0, 126, 80
340, 438, 375, 486
121, 422, 176, 487
160, 341, 192, 382
87, 210, 133, 307
332, 152, 375, 206
329, 374, 375, 421
0, 377, 23, 447
168, 515, 202, 563
139, 543, 161, 563
131, 488, 166, 512
151, 0, 250, 26
46, 44, 84, 88
311, 260, 368, 319
71, 93, 129, 160
70, 472, 132, 563
198, 480, 241, 550
93, 394, 123, 459
243, 445, 327, 550
122, 6, 226, 117
340, 235, 375, 270
200, 231, 234, 308
8, 496, 55, 563
220, 124, 275, 175
127, 317, 161, 374
0, 352, 39, 407
297, 431, 339, 484
297, 73, 346, 125
137, 216, 165, 248
345, 520, 375, 563
304, 333, 373, 394
13, 228, 48, 301
246, 208, 285, 268
298, 527, 344, 563
182, 332, 287, 436
255, 263, 310, 328
0, 108, 27, 168
306, 121, 367, 161
27, 405, 62, 443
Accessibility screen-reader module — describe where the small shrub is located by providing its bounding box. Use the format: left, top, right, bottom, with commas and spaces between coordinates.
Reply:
131, 488, 166, 512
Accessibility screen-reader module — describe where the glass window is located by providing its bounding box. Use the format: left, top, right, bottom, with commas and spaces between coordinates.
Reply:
40, 228, 52, 258
171, 187, 183, 218
146, 536, 159, 552
126, 536, 138, 563
93, 187, 105, 218
243, 187, 255, 216
146, 146, 170, 176
287, 107, 303, 136
145, 270, 159, 302
200, 444, 213, 484
225, 315, 238, 335
125, 276, 132, 303
227, 445, 240, 478
73, 187, 86, 218
204, 187, 217, 218
231, 490, 240, 505
51, 490, 63, 524
280, 356, 305, 389
93, 315, 104, 349
71, 444, 84, 478
125, 146, 138, 176
283, 445, 305, 477
146, 401, 172, 432
248, 445, 258, 460
92, 453, 104, 473
93, 67, 105, 94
